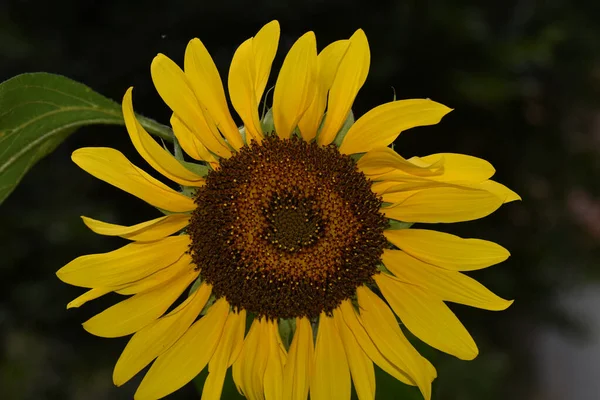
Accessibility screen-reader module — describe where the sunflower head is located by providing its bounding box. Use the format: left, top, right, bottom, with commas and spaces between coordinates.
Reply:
188, 135, 389, 320
57, 20, 518, 400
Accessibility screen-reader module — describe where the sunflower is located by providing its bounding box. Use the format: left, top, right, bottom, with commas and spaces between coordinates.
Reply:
57, 20, 518, 400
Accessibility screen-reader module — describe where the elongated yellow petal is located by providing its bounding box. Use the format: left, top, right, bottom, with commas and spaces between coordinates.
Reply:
264, 320, 286, 400
358, 147, 444, 177
283, 317, 314, 400
72, 147, 196, 212
67, 287, 112, 309
418, 153, 495, 183
113, 282, 212, 386
318, 30, 370, 145
252, 21, 280, 103
229, 21, 280, 143
311, 313, 351, 400
170, 114, 218, 162
151, 54, 231, 157
370, 154, 496, 190
339, 100, 452, 155
135, 298, 229, 400
372, 180, 447, 195
202, 310, 247, 400
273, 31, 318, 139
185, 39, 244, 150
356, 286, 435, 400
298, 40, 350, 141
57, 235, 190, 288
81, 214, 189, 242
83, 268, 198, 338
229, 39, 263, 143
123, 88, 205, 186
115, 253, 193, 295
376, 273, 478, 360
68, 253, 193, 307
383, 186, 504, 223
475, 180, 521, 203
334, 311, 375, 400
232, 319, 270, 400
385, 229, 509, 271
336, 301, 415, 385
381, 250, 513, 311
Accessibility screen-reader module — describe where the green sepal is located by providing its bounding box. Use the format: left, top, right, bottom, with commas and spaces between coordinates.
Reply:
179, 186, 197, 198
261, 107, 275, 135
179, 159, 210, 177
200, 294, 216, 316
333, 109, 355, 147
278, 318, 296, 350
188, 275, 203, 296
238, 125, 247, 144
172, 136, 184, 161
387, 219, 414, 230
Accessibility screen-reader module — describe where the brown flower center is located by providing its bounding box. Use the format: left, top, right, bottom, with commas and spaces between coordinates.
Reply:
188, 135, 387, 319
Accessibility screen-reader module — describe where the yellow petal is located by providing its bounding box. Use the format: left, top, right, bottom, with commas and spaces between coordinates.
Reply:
418, 153, 495, 183
56, 235, 190, 288
229, 21, 280, 143
318, 30, 370, 145
202, 310, 247, 400
229, 39, 263, 143
264, 320, 286, 400
358, 147, 444, 177
336, 301, 415, 385
115, 253, 193, 295
170, 114, 218, 162
252, 21, 280, 103
475, 180, 521, 203
372, 156, 497, 194
334, 311, 375, 400
123, 88, 205, 186
81, 214, 190, 242
151, 54, 231, 157
185, 39, 244, 150
232, 319, 270, 400
113, 282, 212, 386
356, 286, 435, 400
310, 313, 351, 400
381, 249, 513, 311
135, 298, 229, 400
83, 267, 198, 338
67, 287, 112, 309
298, 40, 349, 141
373, 180, 447, 195
273, 31, 318, 139
384, 229, 509, 271
283, 317, 313, 400
339, 99, 452, 155
375, 273, 478, 360
67, 253, 193, 307
383, 186, 504, 223
71, 147, 195, 212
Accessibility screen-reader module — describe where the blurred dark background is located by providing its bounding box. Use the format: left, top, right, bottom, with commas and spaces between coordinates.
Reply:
2, 0, 600, 399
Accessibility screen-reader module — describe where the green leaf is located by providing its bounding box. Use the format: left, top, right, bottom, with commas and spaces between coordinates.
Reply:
0, 72, 174, 205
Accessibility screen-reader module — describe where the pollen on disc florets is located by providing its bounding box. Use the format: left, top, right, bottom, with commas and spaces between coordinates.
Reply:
187, 135, 388, 319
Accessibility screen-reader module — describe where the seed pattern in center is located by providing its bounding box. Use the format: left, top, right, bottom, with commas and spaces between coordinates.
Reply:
188, 135, 388, 319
